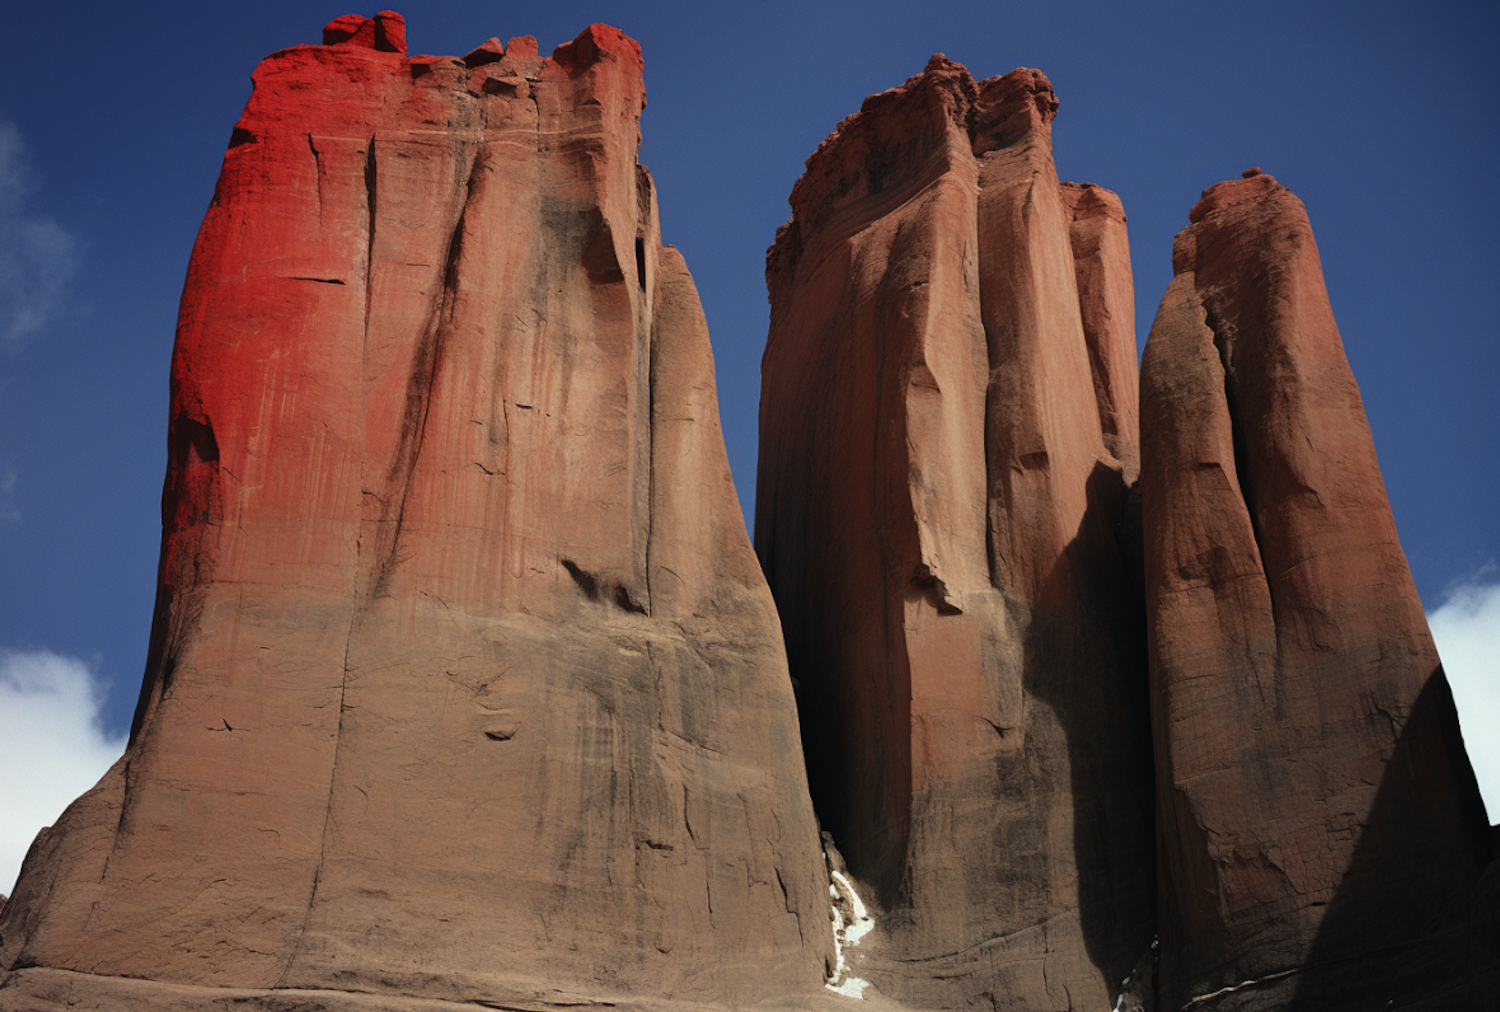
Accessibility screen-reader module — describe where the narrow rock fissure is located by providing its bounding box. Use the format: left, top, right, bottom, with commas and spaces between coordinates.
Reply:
308, 134, 323, 226
974, 187, 1005, 593
1206, 307, 1273, 600
362, 138, 377, 345
277, 622, 358, 986
642, 245, 655, 618
370, 148, 480, 600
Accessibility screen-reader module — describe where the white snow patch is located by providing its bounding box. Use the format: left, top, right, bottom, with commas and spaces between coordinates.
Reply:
825, 868, 875, 999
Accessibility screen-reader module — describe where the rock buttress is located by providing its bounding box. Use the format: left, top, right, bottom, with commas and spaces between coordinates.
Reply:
0, 13, 832, 1010
1140, 170, 1494, 1011
756, 57, 1155, 1010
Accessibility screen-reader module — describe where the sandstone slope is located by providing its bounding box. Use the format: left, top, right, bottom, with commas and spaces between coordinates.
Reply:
756, 57, 1154, 1010
0, 13, 832, 1010
1140, 169, 1494, 1011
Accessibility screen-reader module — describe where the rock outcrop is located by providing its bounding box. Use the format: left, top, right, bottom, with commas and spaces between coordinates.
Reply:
756, 57, 1155, 1009
0, 14, 834, 1010
5, 19, 1493, 1012
1140, 169, 1494, 1010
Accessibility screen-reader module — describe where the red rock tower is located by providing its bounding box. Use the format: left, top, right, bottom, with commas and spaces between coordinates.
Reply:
1140, 169, 1494, 1010
756, 57, 1155, 1009
0, 13, 833, 1009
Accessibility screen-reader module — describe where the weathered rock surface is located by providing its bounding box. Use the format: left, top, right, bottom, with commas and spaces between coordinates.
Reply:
1140, 169, 1494, 1010
756, 57, 1155, 1009
1063, 181, 1139, 481
0, 13, 834, 1010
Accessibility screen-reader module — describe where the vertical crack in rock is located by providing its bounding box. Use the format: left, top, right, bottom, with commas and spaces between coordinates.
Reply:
308, 134, 323, 227
1206, 305, 1271, 598
276, 625, 356, 987
640, 165, 656, 618
369, 146, 480, 601
362, 137, 377, 352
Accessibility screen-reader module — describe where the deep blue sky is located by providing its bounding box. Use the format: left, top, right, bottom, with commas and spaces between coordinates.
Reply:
1, 0, 1496, 744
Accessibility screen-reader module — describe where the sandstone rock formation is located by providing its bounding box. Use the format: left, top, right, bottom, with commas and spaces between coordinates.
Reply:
1139, 169, 1494, 1010
756, 57, 1155, 1009
5, 17, 1494, 1012
0, 14, 834, 1010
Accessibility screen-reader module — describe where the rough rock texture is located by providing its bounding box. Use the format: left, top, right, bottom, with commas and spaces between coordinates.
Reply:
756, 57, 1155, 1009
1140, 169, 1495, 1011
1063, 181, 1139, 481
0, 14, 834, 1010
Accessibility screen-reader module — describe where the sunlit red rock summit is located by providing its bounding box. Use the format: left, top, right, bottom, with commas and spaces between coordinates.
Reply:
0, 12, 832, 1010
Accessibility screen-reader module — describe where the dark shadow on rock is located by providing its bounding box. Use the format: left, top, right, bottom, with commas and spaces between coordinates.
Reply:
1282, 669, 1493, 1011
774, 537, 914, 912
1473, 833, 1500, 1009
1022, 460, 1157, 995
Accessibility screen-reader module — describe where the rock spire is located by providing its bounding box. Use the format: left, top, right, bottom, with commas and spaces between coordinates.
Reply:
1139, 168, 1495, 1010
757, 55, 1155, 1010
0, 13, 833, 1010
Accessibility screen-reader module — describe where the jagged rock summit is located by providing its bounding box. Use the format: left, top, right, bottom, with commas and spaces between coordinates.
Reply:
757, 55, 1154, 1010
0, 13, 837, 1011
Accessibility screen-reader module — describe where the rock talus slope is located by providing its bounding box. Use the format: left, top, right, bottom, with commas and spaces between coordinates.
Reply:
1140, 169, 1494, 1011
756, 57, 1155, 1010
0, 13, 833, 1010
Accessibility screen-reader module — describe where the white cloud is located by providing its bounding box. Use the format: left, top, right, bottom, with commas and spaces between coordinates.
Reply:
0, 649, 126, 896
0, 119, 83, 347
1429, 569, 1500, 825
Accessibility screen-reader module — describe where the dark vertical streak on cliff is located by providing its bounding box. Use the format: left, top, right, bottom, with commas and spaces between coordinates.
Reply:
1206, 307, 1273, 624
361, 139, 378, 365
368, 146, 480, 601
638, 165, 655, 618
308, 134, 324, 227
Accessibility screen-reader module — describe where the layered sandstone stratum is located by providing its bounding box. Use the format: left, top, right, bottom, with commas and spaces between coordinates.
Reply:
1, 11, 1495, 1012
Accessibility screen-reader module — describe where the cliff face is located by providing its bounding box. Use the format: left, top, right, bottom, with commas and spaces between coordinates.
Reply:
2, 19, 1493, 1012
756, 57, 1155, 1010
1140, 169, 1493, 1010
0, 14, 832, 1009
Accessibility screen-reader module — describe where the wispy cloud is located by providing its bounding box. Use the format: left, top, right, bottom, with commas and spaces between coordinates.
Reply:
0, 649, 126, 896
1429, 567, 1500, 824
0, 120, 83, 347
